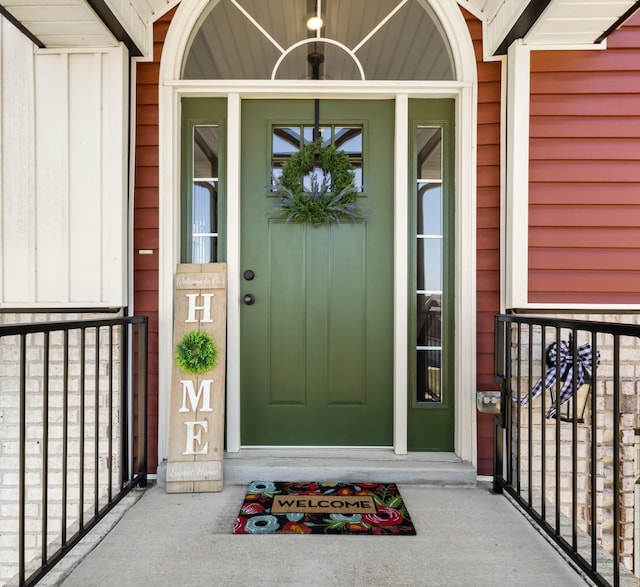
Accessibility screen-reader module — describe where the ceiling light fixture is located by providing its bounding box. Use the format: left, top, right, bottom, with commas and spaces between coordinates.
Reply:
306, 15, 323, 31
306, 0, 323, 32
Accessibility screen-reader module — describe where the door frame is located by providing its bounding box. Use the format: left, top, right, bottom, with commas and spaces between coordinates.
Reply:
154, 0, 479, 466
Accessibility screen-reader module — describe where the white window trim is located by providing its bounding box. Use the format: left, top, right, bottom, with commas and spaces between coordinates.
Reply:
505, 40, 530, 309
156, 0, 478, 467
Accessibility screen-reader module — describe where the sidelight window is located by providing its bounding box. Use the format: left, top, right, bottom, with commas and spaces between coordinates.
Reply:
191, 126, 219, 263
415, 127, 443, 403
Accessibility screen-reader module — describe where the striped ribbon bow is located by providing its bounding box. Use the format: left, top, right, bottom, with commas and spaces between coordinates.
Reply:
520, 340, 598, 419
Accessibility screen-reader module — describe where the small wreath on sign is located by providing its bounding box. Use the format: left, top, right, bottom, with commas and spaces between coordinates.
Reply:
271, 138, 366, 227
174, 330, 218, 375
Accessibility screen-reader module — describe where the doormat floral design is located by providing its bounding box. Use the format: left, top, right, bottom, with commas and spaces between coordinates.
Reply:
233, 481, 416, 535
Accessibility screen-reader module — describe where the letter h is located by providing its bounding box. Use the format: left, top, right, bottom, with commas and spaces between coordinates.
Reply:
185, 293, 214, 323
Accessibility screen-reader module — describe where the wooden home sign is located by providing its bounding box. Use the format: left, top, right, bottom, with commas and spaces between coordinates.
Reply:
167, 263, 226, 493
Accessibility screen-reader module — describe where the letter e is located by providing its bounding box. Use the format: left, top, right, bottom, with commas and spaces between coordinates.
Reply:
183, 420, 209, 455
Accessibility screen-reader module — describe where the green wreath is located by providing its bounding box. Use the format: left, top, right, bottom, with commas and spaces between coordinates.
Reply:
271, 138, 365, 227
174, 330, 218, 375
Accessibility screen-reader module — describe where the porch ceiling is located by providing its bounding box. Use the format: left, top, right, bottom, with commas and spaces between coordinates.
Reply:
0, 0, 175, 56
0, 0, 637, 58
0, 0, 118, 49
460, 0, 640, 55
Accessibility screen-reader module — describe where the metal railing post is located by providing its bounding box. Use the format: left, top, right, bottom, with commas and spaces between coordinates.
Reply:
137, 318, 148, 487
18, 333, 26, 587
493, 315, 505, 494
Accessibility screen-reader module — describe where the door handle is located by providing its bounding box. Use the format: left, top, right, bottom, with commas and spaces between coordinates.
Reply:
243, 293, 256, 305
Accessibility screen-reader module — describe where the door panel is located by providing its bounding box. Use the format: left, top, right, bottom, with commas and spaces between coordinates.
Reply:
240, 99, 393, 446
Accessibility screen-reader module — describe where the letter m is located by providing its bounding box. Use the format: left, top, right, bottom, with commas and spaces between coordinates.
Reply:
179, 379, 214, 413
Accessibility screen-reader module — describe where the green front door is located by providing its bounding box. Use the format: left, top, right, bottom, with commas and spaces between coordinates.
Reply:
240, 100, 394, 446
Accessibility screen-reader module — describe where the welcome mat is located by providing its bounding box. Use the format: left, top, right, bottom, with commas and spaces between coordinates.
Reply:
233, 481, 416, 535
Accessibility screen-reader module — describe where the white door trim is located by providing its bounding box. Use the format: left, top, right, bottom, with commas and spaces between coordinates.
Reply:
394, 94, 409, 455
156, 0, 478, 467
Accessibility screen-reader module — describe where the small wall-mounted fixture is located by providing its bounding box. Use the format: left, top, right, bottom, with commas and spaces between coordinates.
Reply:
549, 374, 591, 423
522, 336, 598, 424
477, 391, 500, 414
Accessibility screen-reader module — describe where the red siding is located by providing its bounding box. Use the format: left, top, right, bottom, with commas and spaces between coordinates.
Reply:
463, 8, 503, 476
133, 8, 176, 473
529, 12, 640, 304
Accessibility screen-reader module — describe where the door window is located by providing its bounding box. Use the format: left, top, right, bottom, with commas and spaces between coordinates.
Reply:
271, 125, 363, 190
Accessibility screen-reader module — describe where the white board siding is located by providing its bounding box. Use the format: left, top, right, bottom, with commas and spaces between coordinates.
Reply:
35, 53, 70, 303
68, 53, 103, 303
0, 15, 129, 307
1, 17, 37, 303
101, 46, 128, 306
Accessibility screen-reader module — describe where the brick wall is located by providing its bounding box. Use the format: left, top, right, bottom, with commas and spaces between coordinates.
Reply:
0, 312, 125, 585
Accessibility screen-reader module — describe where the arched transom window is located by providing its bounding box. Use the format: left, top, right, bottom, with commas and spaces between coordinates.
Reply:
183, 0, 455, 80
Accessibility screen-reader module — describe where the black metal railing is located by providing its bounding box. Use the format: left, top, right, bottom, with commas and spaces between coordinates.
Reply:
0, 315, 148, 587
494, 314, 640, 587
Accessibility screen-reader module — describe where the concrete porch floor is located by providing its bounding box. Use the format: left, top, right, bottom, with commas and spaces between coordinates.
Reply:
44, 452, 589, 586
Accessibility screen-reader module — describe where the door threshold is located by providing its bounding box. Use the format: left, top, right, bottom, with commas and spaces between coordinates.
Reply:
223, 448, 476, 485
228, 447, 462, 462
